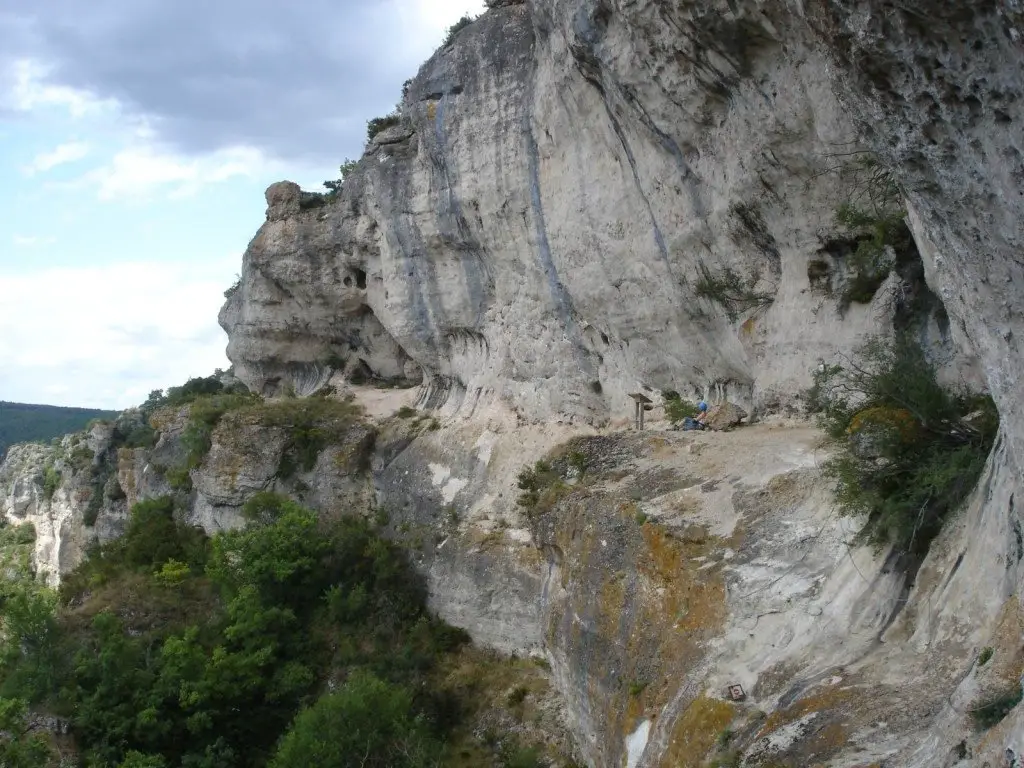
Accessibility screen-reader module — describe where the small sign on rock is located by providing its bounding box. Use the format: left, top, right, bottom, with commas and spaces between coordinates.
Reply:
726, 683, 746, 701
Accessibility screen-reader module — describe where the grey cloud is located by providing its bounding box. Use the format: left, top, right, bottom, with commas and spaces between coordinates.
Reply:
2, 0, 446, 165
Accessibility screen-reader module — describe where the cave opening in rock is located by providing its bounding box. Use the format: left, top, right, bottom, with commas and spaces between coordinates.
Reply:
355, 268, 367, 290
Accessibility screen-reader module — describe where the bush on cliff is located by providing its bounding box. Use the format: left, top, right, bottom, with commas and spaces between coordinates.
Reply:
442, 14, 475, 47
807, 334, 998, 557
367, 112, 401, 140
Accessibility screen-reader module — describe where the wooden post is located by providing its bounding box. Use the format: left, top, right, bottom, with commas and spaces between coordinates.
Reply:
628, 393, 653, 431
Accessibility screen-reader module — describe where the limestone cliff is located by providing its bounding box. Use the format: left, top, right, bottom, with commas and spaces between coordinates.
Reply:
5, 1, 1024, 766
221, 1, 940, 426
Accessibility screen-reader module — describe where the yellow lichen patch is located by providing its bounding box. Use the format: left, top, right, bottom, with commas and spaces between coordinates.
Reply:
659, 695, 735, 768
846, 406, 919, 442
639, 523, 726, 634
598, 572, 627, 637
757, 682, 856, 738
426, 102, 437, 120
740, 316, 756, 337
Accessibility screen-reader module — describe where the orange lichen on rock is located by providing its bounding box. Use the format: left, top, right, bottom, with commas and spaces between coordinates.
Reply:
659, 695, 735, 768
639, 523, 726, 633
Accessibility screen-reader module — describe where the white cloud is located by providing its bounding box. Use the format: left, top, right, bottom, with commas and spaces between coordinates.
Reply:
0, 259, 237, 409
24, 140, 90, 174
64, 143, 275, 201
12, 234, 56, 247
4, 59, 114, 118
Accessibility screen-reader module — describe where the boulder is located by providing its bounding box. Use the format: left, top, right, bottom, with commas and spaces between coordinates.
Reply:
704, 402, 748, 431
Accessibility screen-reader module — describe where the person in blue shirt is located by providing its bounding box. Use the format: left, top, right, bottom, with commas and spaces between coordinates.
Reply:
683, 401, 709, 430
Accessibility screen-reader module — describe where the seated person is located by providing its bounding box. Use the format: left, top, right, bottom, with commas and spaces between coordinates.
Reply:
682, 401, 709, 430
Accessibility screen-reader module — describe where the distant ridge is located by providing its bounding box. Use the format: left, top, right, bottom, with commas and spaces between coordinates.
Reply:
0, 401, 119, 459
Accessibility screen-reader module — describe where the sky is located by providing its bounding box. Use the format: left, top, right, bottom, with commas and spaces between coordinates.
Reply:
0, 0, 485, 410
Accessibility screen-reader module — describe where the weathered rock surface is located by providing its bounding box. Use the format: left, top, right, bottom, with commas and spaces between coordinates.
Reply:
6, 0, 1024, 766
0, 423, 129, 584
703, 401, 748, 430
220, 1, 962, 427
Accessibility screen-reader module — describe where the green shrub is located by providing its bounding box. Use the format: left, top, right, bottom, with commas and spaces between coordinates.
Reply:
442, 14, 475, 47
808, 335, 999, 556
692, 260, 774, 321
121, 423, 158, 449
239, 397, 363, 478
322, 158, 357, 196
971, 685, 1023, 730
0, 697, 58, 767
628, 680, 647, 697
516, 460, 560, 515
40, 466, 60, 501
978, 647, 994, 666
69, 445, 94, 471
164, 465, 192, 492
567, 451, 587, 479
181, 393, 257, 470
143, 376, 234, 413
367, 113, 401, 140
663, 392, 699, 426
396, 406, 417, 419
83, 483, 104, 527
269, 671, 443, 768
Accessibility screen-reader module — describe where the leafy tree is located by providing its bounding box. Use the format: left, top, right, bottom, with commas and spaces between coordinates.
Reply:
0, 491, 470, 768
269, 670, 442, 768
808, 334, 999, 556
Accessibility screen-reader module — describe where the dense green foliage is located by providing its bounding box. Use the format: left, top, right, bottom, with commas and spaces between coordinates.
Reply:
141, 376, 249, 416
972, 685, 1023, 730
0, 494, 474, 767
268, 670, 441, 767
807, 335, 999, 557
0, 401, 117, 458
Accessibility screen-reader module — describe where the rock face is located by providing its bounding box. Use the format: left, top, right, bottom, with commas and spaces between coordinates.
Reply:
6, 1, 1024, 766
220, 1, 959, 426
0, 424, 130, 585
